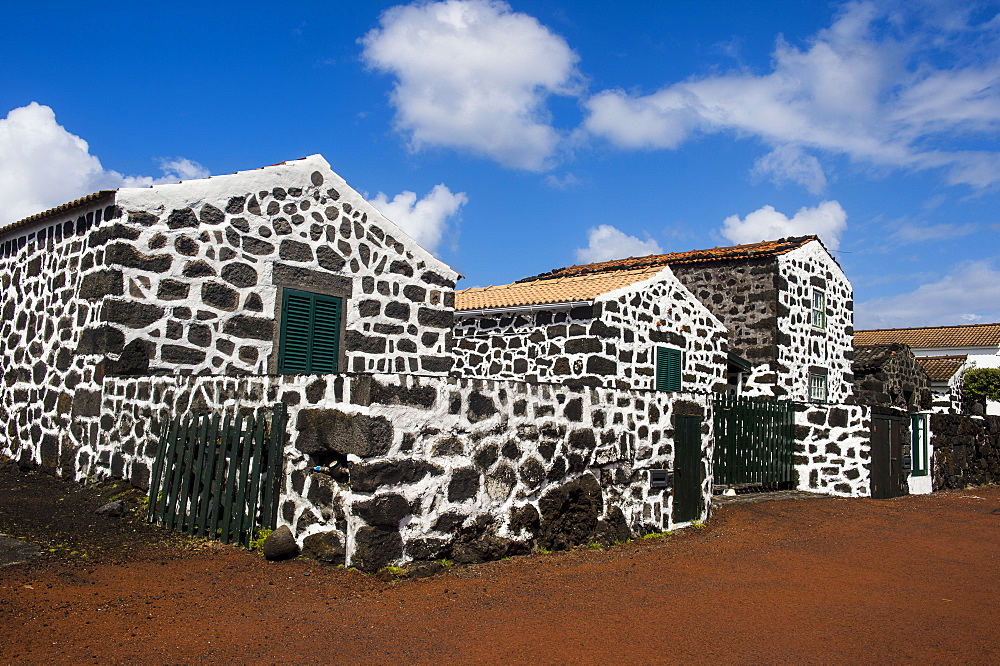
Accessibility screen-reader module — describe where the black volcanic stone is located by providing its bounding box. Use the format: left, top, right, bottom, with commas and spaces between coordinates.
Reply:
448, 467, 480, 502
105, 243, 172, 273
181, 260, 216, 278
221, 262, 258, 288
222, 315, 273, 340
354, 493, 409, 528
279, 239, 313, 262
296, 409, 393, 458
103, 301, 164, 329
199, 204, 224, 225
202, 282, 239, 311
352, 526, 402, 573
351, 460, 444, 493
418, 307, 452, 329
167, 208, 198, 229
79, 269, 124, 299
157, 279, 190, 301
316, 245, 346, 272
161, 344, 206, 365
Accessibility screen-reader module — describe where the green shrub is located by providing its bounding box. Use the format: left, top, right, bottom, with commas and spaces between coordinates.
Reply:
962, 367, 1000, 401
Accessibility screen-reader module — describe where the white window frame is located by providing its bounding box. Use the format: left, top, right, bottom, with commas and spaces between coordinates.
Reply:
811, 289, 827, 329
809, 373, 828, 403
910, 413, 930, 477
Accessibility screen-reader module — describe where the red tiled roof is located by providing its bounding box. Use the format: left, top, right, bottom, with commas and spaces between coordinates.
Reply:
518, 236, 821, 283
915, 355, 967, 383
0, 190, 116, 239
855, 323, 1000, 349
456, 266, 664, 311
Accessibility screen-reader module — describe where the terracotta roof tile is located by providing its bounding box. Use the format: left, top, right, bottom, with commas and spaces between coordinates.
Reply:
915, 355, 967, 382
517, 236, 821, 283
456, 266, 665, 311
0, 190, 117, 239
854, 323, 1000, 349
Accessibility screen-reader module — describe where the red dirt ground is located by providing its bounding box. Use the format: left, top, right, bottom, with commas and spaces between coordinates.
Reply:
1, 464, 998, 664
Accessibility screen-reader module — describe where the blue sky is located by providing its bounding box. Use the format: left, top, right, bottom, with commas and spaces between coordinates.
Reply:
2, 0, 999, 329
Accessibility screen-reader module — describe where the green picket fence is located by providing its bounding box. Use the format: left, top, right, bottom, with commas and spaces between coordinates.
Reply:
713, 394, 794, 488
146, 404, 286, 547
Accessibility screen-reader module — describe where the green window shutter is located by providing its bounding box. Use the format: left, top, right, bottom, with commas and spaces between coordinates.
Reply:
279, 289, 342, 374
310, 295, 341, 373
656, 347, 682, 391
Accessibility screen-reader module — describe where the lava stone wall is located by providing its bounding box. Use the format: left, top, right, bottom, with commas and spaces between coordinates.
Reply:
1, 156, 459, 473
794, 403, 871, 497
453, 272, 728, 393
852, 347, 932, 411
777, 242, 854, 404
0, 197, 118, 475
87, 373, 716, 571
929, 414, 1000, 489
669, 257, 779, 382
669, 241, 854, 403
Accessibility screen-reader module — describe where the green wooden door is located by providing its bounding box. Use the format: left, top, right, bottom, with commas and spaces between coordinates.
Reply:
673, 414, 703, 523
871, 415, 905, 499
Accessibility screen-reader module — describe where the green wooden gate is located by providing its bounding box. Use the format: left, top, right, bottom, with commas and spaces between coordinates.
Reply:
147, 404, 287, 547
673, 414, 703, 523
713, 395, 794, 489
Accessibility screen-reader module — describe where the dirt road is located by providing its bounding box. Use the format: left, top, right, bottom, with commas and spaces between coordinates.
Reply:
1, 465, 998, 664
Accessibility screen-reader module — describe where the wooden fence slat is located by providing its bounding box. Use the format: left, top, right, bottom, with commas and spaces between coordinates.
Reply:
219, 412, 244, 545
195, 413, 221, 537
164, 415, 191, 531
185, 414, 210, 535
147, 418, 171, 523
241, 414, 268, 546
207, 413, 232, 540
154, 415, 182, 525
231, 412, 258, 546
261, 405, 285, 530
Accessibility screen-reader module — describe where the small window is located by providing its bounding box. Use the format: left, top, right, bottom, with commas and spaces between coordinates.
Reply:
278, 289, 342, 373
656, 347, 682, 391
809, 373, 828, 403
911, 414, 929, 477
811, 289, 827, 329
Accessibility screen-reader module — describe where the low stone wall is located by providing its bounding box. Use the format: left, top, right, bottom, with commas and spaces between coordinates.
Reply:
930, 414, 1000, 489
793, 403, 870, 496
58, 372, 715, 571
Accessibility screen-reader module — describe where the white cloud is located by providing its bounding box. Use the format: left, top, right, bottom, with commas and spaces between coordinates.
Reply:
889, 221, 977, 244
360, 0, 579, 171
543, 172, 581, 189
582, 1, 1000, 189
855, 261, 1000, 328
575, 224, 663, 263
0, 102, 208, 226
721, 201, 848, 250
369, 184, 468, 254
752, 145, 827, 194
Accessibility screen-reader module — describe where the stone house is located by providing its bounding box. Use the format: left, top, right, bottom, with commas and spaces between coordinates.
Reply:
855, 323, 1000, 415
0, 154, 459, 479
2, 155, 718, 570
513, 236, 854, 404
453, 265, 730, 392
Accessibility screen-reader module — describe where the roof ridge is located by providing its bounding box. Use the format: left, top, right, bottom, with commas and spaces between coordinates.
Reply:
856, 322, 1000, 333
515, 235, 820, 283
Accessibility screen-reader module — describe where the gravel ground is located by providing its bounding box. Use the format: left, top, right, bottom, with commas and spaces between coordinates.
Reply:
1, 462, 998, 664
